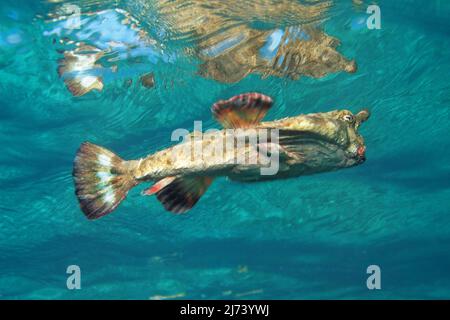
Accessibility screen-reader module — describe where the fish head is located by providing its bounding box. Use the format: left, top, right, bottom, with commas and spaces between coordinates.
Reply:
320, 108, 370, 167
283, 108, 370, 167
333, 108, 370, 166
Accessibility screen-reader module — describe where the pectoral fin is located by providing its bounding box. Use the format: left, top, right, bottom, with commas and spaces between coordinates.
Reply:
258, 141, 304, 164
143, 176, 214, 214
212, 93, 273, 128
276, 129, 334, 161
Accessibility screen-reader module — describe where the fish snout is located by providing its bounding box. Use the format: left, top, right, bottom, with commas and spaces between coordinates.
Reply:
355, 109, 370, 126
353, 109, 370, 132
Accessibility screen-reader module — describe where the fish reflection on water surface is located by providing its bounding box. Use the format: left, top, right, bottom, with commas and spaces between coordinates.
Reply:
43, 0, 355, 96
157, 0, 356, 82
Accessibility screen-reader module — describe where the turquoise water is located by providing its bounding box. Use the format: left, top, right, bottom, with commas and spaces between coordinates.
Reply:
0, 0, 449, 299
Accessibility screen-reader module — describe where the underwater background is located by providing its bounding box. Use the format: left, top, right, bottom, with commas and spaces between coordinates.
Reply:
0, 0, 449, 299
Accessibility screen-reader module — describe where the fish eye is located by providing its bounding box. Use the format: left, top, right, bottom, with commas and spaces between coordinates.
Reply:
342, 114, 354, 122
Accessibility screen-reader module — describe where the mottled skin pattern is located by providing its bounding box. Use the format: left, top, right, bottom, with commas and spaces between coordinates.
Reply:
130, 109, 370, 182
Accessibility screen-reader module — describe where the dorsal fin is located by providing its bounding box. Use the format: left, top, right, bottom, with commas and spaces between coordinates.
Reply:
143, 176, 214, 214
212, 93, 273, 128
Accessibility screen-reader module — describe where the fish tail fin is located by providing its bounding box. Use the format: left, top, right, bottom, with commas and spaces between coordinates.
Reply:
73, 142, 138, 220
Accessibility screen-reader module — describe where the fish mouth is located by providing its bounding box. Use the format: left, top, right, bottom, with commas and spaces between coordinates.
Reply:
341, 142, 366, 167
355, 145, 366, 163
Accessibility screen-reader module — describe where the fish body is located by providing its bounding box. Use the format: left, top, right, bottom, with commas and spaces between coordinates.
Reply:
73, 93, 369, 218
134, 114, 365, 181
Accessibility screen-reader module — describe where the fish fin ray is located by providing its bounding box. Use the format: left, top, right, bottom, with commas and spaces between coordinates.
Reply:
276, 129, 334, 159
146, 176, 214, 214
211, 93, 273, 128
73, 142, 137, 220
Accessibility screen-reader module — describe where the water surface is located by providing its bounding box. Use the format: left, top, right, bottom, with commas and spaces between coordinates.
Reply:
0, 0, 449, 299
